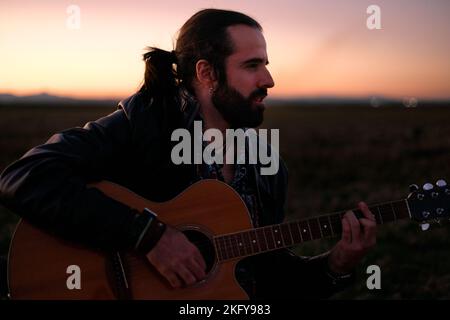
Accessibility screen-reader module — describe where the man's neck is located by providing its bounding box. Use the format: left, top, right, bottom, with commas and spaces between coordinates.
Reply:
194, 93, 229, 134
192, 89, 236, 183
200, 107, 229, 134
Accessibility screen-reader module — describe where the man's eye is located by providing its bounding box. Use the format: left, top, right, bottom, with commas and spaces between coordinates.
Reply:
247, 64, 258, 69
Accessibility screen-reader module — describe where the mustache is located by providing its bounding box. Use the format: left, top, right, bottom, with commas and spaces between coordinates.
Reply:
249, 88, 267, 100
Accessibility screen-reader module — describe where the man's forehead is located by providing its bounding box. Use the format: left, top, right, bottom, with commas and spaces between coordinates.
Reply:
226, 24, 268, 62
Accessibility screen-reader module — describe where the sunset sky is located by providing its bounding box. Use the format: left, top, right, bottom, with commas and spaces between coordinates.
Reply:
1, 0, 449, 100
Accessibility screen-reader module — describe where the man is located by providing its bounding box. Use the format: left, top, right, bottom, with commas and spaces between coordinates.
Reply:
0, 9, 376, 299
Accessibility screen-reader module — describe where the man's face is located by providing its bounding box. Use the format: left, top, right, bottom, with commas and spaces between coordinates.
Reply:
212, 24, 275, 128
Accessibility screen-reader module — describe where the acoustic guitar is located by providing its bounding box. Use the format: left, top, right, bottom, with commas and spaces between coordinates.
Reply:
7, 179, 450, 299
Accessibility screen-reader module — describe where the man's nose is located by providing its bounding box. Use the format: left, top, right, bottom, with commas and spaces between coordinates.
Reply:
259, 67, 275, 89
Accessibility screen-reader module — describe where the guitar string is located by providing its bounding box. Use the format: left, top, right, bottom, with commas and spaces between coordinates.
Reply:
127, 207, 397, 262
169, 207, 397, 255
121, 205, 399, 267
123, 215, 397, 271
108, 205, 402, 283
124, 225, 340, 266
178, 219, 346, 254
125, 203, 397, 260
124, 210, 402, 271
125, 213, 393, 264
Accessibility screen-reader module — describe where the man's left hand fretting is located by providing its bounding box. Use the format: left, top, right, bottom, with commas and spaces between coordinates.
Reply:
328, 201, 377, 274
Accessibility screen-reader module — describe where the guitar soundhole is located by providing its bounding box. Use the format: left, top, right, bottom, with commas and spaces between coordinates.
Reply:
183, 230, 216, 274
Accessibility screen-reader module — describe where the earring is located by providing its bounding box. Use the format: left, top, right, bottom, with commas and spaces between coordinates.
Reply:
209, 87, 214, 95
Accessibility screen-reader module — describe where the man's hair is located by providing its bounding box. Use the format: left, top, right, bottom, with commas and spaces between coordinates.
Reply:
139, 8, 262, 100
138, 9, 261, 155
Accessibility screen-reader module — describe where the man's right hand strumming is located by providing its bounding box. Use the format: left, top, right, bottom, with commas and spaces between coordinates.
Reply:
146, 225, 207, 288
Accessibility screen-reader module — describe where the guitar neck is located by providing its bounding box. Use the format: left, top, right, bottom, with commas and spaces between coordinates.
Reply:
214, 199, 411, 262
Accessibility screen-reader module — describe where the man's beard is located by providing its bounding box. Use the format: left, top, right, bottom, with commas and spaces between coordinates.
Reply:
212, 83, 267, 129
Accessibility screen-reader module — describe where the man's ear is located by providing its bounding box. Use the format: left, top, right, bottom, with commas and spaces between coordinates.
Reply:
195, 59, 217, 89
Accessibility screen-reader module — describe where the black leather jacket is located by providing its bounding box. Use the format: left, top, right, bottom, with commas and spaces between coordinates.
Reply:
0, 90, 352, 299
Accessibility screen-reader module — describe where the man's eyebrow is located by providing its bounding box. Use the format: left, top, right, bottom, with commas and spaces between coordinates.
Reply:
241, 58, 269, 65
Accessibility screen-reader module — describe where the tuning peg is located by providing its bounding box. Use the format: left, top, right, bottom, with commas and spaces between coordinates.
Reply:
409, 184, 419, 192
423, 183, 434, 191
420, 223, 430, 231
436, 179, 447, 187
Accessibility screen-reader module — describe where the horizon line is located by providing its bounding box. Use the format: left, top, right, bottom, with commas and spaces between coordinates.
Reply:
1, 91, 450, 102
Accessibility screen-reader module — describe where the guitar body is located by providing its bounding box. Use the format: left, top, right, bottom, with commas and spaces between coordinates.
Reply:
8, 180, 252, 300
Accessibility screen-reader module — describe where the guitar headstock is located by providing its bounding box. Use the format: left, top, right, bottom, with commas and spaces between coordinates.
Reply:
407, 179, 450, 230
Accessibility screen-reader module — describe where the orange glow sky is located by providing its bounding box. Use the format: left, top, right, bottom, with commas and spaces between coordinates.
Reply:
1, 0, 449, 100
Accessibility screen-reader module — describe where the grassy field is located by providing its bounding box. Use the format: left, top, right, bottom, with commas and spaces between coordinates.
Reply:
1, 101, 450, 299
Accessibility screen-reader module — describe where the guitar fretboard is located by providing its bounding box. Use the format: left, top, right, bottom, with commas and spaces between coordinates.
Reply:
213, 199, 410, 262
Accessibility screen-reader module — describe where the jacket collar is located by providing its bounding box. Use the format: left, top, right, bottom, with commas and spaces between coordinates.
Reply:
119, 87, 200, 130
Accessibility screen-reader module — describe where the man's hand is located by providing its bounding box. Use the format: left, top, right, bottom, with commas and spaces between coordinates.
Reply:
146, 225, 207, 288
328, 201, 377, 274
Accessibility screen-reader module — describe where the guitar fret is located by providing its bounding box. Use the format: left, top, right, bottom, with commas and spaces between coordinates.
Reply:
289, 222, 302, 244
249, 230, 260, 253
379, 204, 395, 223
236, 233, 246, 256
242, 232, 250, 256
295, 222, 303, 242
308, 218, 322, 239
288, 223, 295, 244
228, 235, 235, 258
262, 228, 270, 250
272, 225, 284, 248
307, 220, 313, 239
299, 220, 311, 241
227, 235, 238, 259
318, 216, 332, 238
215, 238, 224, 261
256, 229, 268, 252
217, 236, 228, 260
394, 200, 410, 219
221, 236, 229, 259
280, 223, 293, 246
327, 215, 335, 236
226, 237, 233, 259
390, 203, 397, 221
296, 221, 304, 242
264, 226, 276, 250
329, 214, 342, 235
232, 235, 241, 258
376, 206, 383, 224
242, 231, 253, 255
225, 236, 232, 259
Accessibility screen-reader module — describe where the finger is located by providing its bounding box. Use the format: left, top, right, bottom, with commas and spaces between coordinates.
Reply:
192, 248, 207, 271
176, 265, 197, 286
345, 211, 361, 243
163, 271, 182, 288
359, 218, 377, 243
358, 202, 375, 221
187, 258, 206, 281
341, 216, 352, 243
